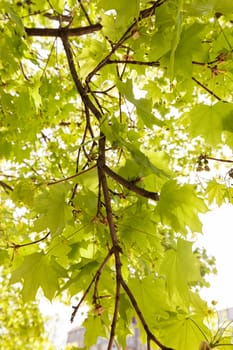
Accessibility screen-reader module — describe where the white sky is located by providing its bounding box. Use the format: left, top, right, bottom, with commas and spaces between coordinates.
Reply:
199, 204, 233, 310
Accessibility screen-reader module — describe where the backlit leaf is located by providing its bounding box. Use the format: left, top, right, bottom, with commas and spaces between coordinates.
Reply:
157, 180, 208, 233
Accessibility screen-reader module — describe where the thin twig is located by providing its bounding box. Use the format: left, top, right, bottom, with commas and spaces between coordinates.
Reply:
78, 0, 92, 26
91, 85, 116, 95
192, 77, 224, 102
71, 248, 114, 322
147, 335, 151, 350
107, 59, 160, 67
43, 13, 73, 22
85, 0, 167, 83
0, 181, 13, 193
206, 156, 233, 163
47, 164, 97, 185
8, 231, 50, 249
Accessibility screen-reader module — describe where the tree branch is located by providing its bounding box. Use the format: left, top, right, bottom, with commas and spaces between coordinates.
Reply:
25, 23, 102, 37
78, 0, 93, 26
107, 60, 160, 67
8, 231, 50, 249
71, 247, 114, 322
47, 164, 97, 186
61, 34, 103, 122
0, 180, 13, 193
192, 77, 224, 102
206, 155, 233, 163
103, 164, 159, 201
85, 0, 167, 83
121, 278, 174, 350
98, 135, 122, 350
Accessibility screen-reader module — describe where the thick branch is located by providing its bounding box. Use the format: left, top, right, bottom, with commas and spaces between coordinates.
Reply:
98, 137, 122, 350
103, 165, 159, 201
25, 23, 102, 37
121, 278, 174, 350
61, 34, 103, 121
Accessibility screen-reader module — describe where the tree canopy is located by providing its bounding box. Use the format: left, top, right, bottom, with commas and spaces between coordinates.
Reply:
1, 0, 233, 349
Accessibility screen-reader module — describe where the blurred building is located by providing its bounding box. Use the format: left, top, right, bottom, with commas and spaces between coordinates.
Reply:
66, 318, 145, 350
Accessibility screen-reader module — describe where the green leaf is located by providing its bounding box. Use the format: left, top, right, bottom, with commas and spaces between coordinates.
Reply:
206, 179, 228, 206
0, 249, 8, 264
33, 183, 72, 236
189, 103, 233, 145
117, 79, 164, 128
170, 0, 184, 79
185, 0, 233, 15
173, 23, 205, 77
11, 179, 35, 207
83, 315, 106, 348
160, 239, 202, 303
6, 5, 25, 35
158, 312, 208, 350
128, 276, 171, 326
11, 252, 66, 301
157, 180, 208, 233
49, 0, 64, 12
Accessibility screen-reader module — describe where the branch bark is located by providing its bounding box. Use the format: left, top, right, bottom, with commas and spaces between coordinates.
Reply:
107, 60, 160, 67
103, 164, 159, 201
25, 23, 102, 37
61, 34, 103, 122
192, 77, 225, 102
98, 136, 122, 350
121, 278, 174, 350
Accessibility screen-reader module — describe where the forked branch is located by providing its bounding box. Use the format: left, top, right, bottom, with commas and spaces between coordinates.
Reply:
71, 247, 114, 322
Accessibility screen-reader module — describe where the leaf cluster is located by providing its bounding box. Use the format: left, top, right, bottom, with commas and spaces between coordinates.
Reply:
1, 0, 233, 349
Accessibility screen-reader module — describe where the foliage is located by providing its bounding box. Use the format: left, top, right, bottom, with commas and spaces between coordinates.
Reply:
1, 0, 233, 349
0, 267, 55, 349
